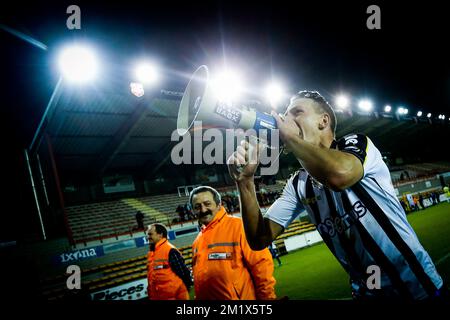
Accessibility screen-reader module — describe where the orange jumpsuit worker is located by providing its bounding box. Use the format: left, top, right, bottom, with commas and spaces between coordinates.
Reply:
146, 223, 192, 300
190, 186, 276, 300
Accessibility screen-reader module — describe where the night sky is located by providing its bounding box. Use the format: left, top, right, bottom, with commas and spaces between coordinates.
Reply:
0, 1, 449, 238
1, 1, 449, 145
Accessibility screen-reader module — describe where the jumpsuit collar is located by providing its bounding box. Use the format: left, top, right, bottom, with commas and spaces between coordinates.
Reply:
154, 238, 168, 250
202, 206, 227, 233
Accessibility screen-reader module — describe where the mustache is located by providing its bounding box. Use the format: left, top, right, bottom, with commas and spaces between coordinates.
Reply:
198, 209, 213, 218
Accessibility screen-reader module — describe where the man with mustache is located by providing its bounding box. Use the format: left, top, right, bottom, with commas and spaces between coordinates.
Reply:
190, 186, 276, 300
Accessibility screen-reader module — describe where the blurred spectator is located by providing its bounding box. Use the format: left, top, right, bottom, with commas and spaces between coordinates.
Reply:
260, 187, 268, 205
135, 211, 144, 230
400, 198, 408, 213
223, 195, 234, 212
431, 192, 437, 205
400, 170, 410, 180
185, 202, 195, 220
435, 191, 441, 204
176, 205, 185, 222
427, 192, 433, 205
407, 194, 416, 211
231, 194, 239, 211
444, 185, 450, 203
418, 193, 425, 210
413, 196, 420, 211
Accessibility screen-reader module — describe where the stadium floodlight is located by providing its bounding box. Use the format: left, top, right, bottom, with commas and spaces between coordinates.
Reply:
58, 45, 99, 83
335, 95, 350, 109
134, 62, 159, 85
417, 111, 423, 117
427, 113, 432, 118
384, 105, 392, 112
358, 99, 373, 112
211, 69, 244, 102
265, 81, 285, 107
397, 107, 409, 115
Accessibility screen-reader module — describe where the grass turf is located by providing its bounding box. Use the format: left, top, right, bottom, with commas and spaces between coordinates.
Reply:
273, 202, 450, 299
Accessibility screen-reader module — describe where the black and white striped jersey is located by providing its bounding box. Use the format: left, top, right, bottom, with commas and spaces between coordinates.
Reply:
265, 133, 443, 299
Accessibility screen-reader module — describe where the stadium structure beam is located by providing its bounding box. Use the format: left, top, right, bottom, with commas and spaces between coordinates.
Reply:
45, 134, 74, 245
29, 77, 63, 155
36, 153, 50, 206
24, 149, 47, 240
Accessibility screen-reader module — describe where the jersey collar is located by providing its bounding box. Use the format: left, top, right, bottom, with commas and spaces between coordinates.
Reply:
330, 139, 338, 149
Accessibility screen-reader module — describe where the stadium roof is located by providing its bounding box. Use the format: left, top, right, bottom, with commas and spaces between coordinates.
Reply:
38, 86, 180, 176
35, 85, 449, 180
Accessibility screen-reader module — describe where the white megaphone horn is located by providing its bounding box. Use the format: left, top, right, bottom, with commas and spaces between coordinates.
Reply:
177, 65, 279, 140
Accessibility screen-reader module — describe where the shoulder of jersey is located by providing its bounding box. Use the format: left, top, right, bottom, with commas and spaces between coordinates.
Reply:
288, 169, 305, 180
339, 132, 368, 141
287, 168, 307, 184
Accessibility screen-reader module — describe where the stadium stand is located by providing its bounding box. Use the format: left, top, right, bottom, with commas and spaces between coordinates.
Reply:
390, 162, 450, 185
66, 193, 191, 244
66, 180, 289, 245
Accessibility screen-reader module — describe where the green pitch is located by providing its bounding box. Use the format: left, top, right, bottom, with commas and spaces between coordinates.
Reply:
273, 202, 450, 300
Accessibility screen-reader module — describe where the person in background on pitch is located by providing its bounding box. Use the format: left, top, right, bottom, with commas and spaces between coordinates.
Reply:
227, 90, 447, 300
418, 193, 425, 210
444, 185, 450, 203
268, 242, 282, 267
190, 186, 276, 300
146, 223, 192, 300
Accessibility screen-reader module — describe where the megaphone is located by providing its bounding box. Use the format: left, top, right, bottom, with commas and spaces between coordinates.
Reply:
177, 65, 279, 138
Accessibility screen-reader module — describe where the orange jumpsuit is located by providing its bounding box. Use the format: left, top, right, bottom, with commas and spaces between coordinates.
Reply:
192, 206, 276, 300
147, 239, 190, 300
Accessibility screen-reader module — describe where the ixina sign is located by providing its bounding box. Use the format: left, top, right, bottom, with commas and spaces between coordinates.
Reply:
54, 246, 105, 265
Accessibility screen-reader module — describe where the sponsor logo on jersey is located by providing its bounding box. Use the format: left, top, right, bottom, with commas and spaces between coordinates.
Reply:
316, 201, 368, 237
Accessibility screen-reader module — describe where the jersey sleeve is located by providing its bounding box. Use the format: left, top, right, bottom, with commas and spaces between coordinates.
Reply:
263, 173, 304, 229
336, 133, 380, 179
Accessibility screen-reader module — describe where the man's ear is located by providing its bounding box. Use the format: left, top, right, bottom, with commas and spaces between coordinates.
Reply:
319, 113, 330, 130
